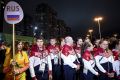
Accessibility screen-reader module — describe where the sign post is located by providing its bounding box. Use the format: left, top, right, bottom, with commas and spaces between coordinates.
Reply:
4, 1, 24, 80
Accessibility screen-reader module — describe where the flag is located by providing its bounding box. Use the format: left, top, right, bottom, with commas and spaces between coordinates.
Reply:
7, 15, 19, 21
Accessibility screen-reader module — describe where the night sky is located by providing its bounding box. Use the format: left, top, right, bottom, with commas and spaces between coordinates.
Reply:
4, 0, 120, 38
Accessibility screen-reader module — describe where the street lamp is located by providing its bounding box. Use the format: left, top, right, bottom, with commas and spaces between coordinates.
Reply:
88, 29, 93, 40
33, 26, 38, 37
86, 34, 90, 37
113, 34, 118, 38
34, 26, 38, 30
94, 17, 103, 40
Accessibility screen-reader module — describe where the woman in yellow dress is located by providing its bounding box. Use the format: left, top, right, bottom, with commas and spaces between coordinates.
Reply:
3, 41, 29, 80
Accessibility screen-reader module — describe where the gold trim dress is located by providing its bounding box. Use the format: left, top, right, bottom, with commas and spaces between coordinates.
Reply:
3, 47, 29, 80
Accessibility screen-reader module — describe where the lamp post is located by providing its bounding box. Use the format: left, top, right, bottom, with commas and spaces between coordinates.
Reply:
86, 34, 90, 38
88, 29, 93, 40
94, 17, 103, 40
113, 34, 117, 38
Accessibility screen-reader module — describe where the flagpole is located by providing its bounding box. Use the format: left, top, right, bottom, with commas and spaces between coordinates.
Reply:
13, 24, 15, 80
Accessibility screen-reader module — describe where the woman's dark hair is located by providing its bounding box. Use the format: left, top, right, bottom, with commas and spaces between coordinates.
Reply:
94, 39, 100, 48
23, 42, 29, 51
10, 40, 24, 58
81, 42, 91, 56
15, 40, 24, 53
109, 38, 119, 50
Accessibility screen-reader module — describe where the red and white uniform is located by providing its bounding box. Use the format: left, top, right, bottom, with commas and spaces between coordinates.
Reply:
29, 45, 52, 78
61, 44, 77, 68
112, 49, 120, 76
94, 48, 114, 74
82, 50, 98, 75
47, 45, 60, 60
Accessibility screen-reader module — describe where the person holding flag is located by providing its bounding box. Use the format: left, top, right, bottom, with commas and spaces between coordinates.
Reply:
3, 40, 29, 80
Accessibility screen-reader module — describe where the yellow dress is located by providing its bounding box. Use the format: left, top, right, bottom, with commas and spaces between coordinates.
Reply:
3, 47, 29, 80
